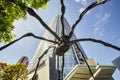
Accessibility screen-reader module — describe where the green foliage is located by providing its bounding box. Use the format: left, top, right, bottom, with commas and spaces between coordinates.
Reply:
29, 0, 50, 9
0, 0, 27, 43
0, 0, 50, 43
0, 62, 28, 80
0, 62, 7, 71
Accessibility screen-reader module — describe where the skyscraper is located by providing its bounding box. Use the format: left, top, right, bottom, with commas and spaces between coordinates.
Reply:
17, 56, 29, 66
112, 56, 120, 71
28, 16, 116, 80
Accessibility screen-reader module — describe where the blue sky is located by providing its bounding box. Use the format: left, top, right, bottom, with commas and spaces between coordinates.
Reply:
0, 0, 120, 79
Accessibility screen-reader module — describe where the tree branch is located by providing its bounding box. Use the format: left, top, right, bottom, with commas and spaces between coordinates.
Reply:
68, 0, 108, 39
60, 0, 65, 38
27, 7, 61, 41
70, 38, 120, 51
0, 33, 58, 51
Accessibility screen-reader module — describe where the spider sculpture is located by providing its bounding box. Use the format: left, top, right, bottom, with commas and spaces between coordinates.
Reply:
0, 0, 120, 80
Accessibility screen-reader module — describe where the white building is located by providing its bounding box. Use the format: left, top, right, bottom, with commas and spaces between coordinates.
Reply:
112, 56, 120, 71
28, 16, 116, 80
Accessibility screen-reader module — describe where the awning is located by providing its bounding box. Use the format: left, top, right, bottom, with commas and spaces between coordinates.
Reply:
64, 64, 116, 80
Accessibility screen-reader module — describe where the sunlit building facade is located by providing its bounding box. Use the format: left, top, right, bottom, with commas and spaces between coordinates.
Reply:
28, 16, 116, 80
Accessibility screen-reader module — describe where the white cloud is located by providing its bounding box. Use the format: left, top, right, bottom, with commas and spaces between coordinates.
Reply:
96, 32, 104, 39
102, 13, 111, 22
93, 13, 110, 39
82, 0, 87, 2
79, 8, 84, 13
74, 0, 88, 6
94, 13, 110, 27
81, 0, 87, 6
75, 0, 81, 3
93, 27, 99, 33
93, 27, 104, 39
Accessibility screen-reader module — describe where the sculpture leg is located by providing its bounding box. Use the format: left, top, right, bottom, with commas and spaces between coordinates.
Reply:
32, 45, 56, 80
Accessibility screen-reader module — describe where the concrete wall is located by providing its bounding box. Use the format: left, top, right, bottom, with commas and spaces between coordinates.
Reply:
28, 57, 56, 80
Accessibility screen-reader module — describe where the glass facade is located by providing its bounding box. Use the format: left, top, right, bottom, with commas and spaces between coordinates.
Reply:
55, 16, 86, 79
57, 44, 86, 78
28, 15, 88, 80
58, 47, 77, 77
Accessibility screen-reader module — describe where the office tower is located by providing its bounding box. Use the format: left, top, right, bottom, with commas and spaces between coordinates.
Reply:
28, 16, 116, 80
112, 56, 120, 71
17, 56, 29, 66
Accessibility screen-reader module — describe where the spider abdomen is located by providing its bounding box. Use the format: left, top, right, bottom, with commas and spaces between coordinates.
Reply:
55, 44, 70, 56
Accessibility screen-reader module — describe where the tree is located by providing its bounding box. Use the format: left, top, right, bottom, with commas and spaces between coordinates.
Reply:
0, 62, 28, 80
0, 0, 120, 79
0, 0, 50, 43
